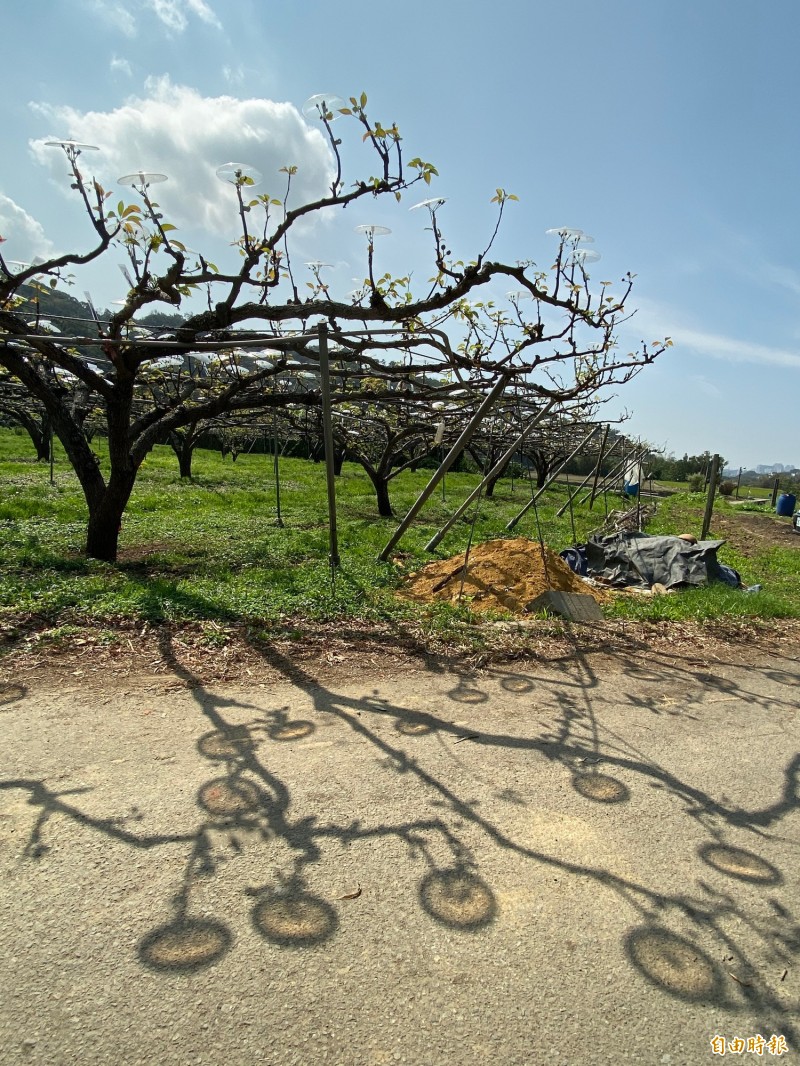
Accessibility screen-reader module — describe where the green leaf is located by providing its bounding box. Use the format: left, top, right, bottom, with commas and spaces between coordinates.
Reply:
360, 91, 368, 107
338, 107, 352, 115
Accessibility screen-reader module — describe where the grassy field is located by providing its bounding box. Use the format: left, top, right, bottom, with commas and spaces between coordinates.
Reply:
1, 428, 798, 647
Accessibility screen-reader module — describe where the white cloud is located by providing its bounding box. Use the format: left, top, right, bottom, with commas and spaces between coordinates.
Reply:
710, 224, 800, 302
689, 374, 723, 399
222, 64, 246, 87
0, 193, 55, 263
87, 0, 137, 36
626, 297, 800, 370
83, 0, 220, 36
110, 55, 133, 77
146, 0, 221, 32
677, 328, 800, 370
29, 78, 335, 242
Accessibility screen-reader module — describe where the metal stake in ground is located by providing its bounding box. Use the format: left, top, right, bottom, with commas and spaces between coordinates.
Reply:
531, 492, 553, 592
457, 432, 495, 601
318, 321, 340, 567
273, 408, 283, 528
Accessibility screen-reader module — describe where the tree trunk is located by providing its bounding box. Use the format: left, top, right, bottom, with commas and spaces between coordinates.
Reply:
83, 400, 139, 562
361, 464, 394, 517
178, 446, 193, 479
485, 456, 511, 498
35, 434, 51, 463
528, 451, 550, 488
85, 477, 135, 561
333, 450, 344, 476
178, 434, 195, 479
374, 478, 393, 517
168, 430, 195, 479
1, 407, 50, 461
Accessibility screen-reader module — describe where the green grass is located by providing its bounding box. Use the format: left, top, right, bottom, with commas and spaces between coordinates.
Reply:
649, 478, 771, 500
0, 429, 798, 637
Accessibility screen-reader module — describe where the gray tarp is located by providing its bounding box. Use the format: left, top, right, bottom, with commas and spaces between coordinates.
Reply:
583, 533, 727, 590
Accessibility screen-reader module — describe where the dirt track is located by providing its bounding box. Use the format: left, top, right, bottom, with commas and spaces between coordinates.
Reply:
709, 508, 800, 553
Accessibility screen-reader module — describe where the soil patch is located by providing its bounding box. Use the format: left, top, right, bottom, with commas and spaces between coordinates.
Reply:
399, 538, 609, 613
1, 613, 798, 695
710, 509, 799, 555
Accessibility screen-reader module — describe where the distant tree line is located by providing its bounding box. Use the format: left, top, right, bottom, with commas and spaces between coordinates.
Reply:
643, 450, 726, 483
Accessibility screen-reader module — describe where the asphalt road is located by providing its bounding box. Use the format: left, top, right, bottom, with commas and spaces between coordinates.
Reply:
1, 640, 799, 1065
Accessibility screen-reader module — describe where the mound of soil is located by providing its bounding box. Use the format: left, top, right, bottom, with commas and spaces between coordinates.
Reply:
400, 538, 609, 613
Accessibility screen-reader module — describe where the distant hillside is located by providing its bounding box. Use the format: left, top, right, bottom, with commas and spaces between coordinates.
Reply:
137, 310, 185, 328
19, 283, 97, 333
18, 285, 187, 335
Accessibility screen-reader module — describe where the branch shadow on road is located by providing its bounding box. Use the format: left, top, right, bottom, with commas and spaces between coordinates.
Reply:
2, 618, 798, 1048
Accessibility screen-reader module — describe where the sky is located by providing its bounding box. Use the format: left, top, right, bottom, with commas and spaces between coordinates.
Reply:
1, 0, 799, 470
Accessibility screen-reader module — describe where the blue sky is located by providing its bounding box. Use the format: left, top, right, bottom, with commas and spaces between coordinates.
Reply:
2, 0, 799, 470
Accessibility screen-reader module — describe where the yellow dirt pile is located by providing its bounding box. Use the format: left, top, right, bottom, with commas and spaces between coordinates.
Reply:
399, 538, 609, 614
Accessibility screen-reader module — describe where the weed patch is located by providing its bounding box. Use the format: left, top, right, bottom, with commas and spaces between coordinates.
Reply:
0, 435, 797, 643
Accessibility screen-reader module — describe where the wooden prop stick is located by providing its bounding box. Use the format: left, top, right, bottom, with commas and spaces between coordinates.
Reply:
424, 397, 557, 552
555, 425, 614, 517
378, 374, 511, 561
505, 424, 601, 532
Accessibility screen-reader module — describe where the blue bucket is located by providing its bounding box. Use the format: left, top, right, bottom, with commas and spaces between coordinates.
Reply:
776, 493, 796, 517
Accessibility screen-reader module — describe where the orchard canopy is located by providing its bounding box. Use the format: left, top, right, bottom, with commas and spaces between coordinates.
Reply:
0, 93, 669, 560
